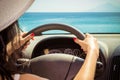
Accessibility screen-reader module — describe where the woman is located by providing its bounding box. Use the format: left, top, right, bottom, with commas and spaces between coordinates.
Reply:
0, 21, 49, 80
0, 0, 48, 80
0, 0, 99, 80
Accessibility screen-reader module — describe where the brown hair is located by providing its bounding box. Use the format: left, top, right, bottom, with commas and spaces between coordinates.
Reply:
0, 21, 23, 80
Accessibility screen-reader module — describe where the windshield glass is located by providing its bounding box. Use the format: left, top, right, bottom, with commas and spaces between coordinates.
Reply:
19, 0, 120, 34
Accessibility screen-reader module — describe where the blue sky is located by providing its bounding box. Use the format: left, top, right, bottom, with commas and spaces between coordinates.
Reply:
27, 0, 120, 12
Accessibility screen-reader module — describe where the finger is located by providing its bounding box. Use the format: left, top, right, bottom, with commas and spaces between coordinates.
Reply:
73, 38, 84, 45
26, 41, 30, 45
85, 33, 93, 38
24, 33, 34, 42
22, 45, 28, 51
23, 40, 30, 46
21, 32, 27, 37
24, 45, 28, 49
21, 41, 30, 51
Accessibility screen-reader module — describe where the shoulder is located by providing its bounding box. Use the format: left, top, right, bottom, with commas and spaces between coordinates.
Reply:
19, 73, 49, 80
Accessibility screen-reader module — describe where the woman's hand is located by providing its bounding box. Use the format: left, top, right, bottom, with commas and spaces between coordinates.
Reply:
73, 33, 99, 57
13, 32, 34, 50
73, 33, 99, 80
20, 32, 34, 51
6, 32, 34, 56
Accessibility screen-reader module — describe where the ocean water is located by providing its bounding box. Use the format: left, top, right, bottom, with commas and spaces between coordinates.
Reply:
19, 12, 120, 33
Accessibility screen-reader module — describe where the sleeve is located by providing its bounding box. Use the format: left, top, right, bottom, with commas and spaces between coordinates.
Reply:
14, 74, 20, 80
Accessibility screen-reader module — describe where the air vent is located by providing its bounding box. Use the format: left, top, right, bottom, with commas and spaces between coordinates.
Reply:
109, 56, 120, 80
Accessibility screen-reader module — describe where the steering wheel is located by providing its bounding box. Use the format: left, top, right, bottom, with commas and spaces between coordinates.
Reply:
24, 23, 85, 40
22, 23, 105, 80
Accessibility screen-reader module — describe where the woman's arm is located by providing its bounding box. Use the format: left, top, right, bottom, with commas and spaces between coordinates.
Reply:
73, 33, 99, 80
19, 73, 49, 80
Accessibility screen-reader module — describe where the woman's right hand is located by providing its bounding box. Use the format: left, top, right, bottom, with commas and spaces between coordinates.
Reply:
73, 33, 99, 57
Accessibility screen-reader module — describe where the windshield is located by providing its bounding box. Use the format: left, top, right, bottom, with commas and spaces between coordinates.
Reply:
19, 0, 120, 34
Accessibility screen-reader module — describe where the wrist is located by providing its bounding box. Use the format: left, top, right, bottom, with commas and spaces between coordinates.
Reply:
87, 47, 99, 59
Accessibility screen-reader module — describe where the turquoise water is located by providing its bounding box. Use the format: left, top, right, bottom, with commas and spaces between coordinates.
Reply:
19, 12, 120, 33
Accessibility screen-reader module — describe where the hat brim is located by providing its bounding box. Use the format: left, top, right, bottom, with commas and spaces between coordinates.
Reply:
0, 0, 34, 31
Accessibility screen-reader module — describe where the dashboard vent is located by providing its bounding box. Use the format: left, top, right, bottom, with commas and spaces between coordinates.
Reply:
109, 56, 120, 80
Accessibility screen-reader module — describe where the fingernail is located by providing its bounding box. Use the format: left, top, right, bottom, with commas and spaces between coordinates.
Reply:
30, 33, 35, 37
30, 33, 35, 40
73, 38, 77, 41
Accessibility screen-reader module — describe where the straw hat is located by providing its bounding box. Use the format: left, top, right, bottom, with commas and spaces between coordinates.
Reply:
0, 0, 34, 31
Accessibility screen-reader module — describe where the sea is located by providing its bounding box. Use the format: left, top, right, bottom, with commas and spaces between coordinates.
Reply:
19, 12, 120, 34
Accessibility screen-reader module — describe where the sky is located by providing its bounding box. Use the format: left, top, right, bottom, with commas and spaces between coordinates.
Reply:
27, 0, 120, 12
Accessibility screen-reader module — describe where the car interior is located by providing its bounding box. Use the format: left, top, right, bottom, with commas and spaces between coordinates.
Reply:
16, 23, 120, 80
16, 0, 120, 80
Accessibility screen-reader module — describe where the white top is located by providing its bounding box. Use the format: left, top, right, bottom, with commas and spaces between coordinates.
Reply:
14, 74, 20, 80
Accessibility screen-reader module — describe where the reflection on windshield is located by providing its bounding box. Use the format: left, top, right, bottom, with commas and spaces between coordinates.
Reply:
19, 12, 120, 33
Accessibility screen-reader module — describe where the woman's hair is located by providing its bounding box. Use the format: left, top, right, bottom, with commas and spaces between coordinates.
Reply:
0, 21, 22, 80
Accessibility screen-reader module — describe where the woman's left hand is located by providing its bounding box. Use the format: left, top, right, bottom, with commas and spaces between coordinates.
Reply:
6, 32, 34, 56
20, 32, 34, 51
